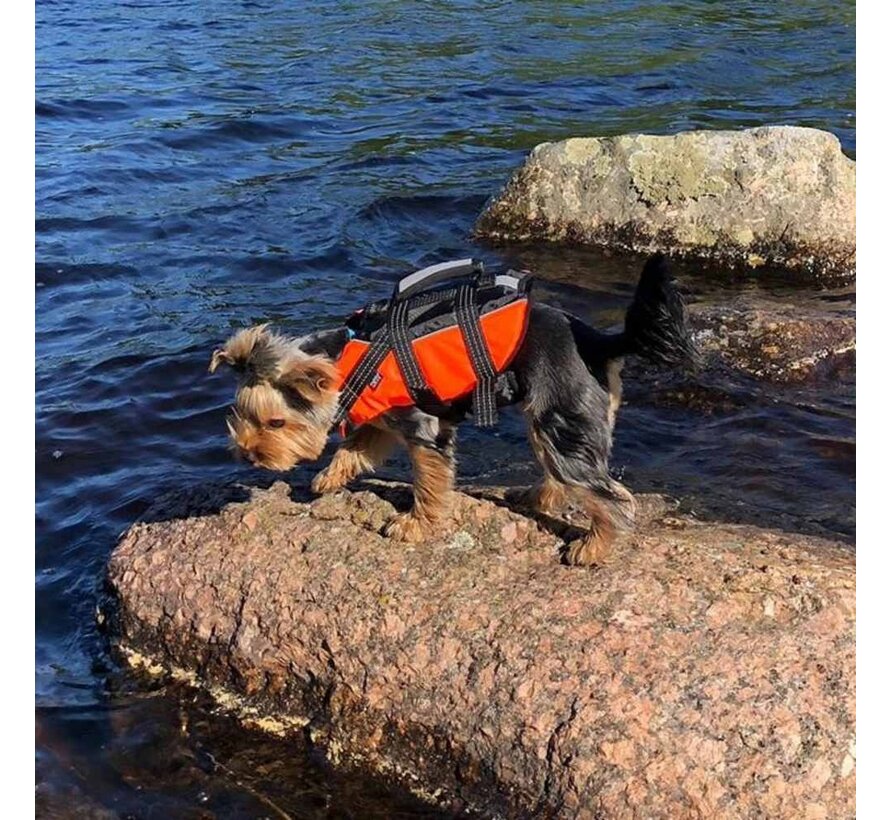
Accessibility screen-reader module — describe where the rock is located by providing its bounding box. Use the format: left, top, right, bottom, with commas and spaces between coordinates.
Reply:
635, 297, 854, 386
106, 481, 855, 818
690, 299, 855, 383
475, 126, 855, 281
618, 297, 855, 415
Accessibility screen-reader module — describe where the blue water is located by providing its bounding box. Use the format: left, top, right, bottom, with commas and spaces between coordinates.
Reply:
36, 1, 854, 814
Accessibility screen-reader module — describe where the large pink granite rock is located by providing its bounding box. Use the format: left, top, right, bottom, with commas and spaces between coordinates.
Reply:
106, 481, 855, 818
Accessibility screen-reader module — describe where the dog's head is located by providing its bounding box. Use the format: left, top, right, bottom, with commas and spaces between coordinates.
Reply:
208, 325, 339, 471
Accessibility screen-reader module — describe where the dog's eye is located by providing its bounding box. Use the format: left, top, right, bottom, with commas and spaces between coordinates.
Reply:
267, 418, 286, 429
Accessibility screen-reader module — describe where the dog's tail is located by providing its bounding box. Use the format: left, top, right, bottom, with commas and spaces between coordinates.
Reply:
620, 253, 698, 368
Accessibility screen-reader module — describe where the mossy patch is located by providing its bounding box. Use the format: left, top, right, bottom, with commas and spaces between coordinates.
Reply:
628, 143, 729, 206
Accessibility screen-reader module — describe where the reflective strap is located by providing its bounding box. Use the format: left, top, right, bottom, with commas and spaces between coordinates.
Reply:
455, 282, 499, 427
332, 331, 391, 427
334, 263, 528, 428
387, 297, 431, 401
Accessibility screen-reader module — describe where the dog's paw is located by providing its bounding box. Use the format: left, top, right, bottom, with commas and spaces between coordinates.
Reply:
310, 468, 348, 495
506, 481, 566, 515
383, 512, 429, 543
564, 535, 611, 567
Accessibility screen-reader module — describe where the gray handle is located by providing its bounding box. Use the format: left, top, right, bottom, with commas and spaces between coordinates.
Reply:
393, 258, 484, 301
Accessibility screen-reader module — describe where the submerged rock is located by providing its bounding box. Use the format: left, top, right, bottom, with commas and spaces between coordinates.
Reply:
609, 296, 855, 416
106, 481, 855, 818
690, 299, 855, 383
475, 126, 855, 281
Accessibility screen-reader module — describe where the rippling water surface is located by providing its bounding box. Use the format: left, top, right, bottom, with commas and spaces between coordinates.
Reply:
36, 1, 854, 814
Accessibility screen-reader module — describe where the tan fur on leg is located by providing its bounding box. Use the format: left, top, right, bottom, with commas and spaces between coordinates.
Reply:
383, 511, 430, 543
384, 442, 455, 543
513, 424, 570, 514
606, 357, 624, 430
565, 493, 616, 567
311, 426, 396, 494
512, 476, 567, 514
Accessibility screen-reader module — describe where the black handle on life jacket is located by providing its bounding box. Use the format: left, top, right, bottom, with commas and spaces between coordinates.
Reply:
392, 258, 485, 302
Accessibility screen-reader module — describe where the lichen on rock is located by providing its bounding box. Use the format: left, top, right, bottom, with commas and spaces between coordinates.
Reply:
475, 126, 855, 281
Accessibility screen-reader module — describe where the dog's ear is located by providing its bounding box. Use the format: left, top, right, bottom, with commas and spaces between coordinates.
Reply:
208, 324, 278, 379
277, 355, 339, 403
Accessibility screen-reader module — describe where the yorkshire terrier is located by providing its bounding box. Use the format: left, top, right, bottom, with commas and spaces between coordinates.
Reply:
209, 254, 696, 566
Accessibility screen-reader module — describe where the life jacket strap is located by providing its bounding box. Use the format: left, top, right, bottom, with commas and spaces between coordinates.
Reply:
331, 261, 532, 432
455, 281, 499, 426
387, 296, 435, 405
331, 329, 390, 429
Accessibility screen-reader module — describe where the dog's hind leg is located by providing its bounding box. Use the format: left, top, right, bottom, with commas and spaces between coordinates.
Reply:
605, 357, 624, 431
512, 476, 567, 515
311, 424, 397, 494
508, 426, 569, 515
526, 409, 635, 567
564, 491, 619, 566
567, 474, 636, 566
384, 426, 457, 543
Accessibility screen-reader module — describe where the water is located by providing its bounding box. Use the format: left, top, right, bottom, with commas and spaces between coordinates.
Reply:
36, 1, 855, 815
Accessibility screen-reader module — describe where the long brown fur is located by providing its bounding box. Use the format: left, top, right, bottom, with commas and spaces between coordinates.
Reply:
516, 426, 570, 515
383, 441, 455, 542
210, 326, 339, 471
311, 425, 397, 494
564, 493, 617, 566
513, 476, 568, 516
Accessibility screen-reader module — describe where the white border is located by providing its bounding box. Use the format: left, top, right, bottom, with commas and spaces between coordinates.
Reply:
12, 0, 36, 813
856, 0, 876, 812
23, 3, 866, 817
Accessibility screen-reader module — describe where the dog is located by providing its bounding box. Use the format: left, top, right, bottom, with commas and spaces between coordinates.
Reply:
209, 254, 696, 566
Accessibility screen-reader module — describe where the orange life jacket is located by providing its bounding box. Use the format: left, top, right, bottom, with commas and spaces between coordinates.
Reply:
332, 262, 532, 429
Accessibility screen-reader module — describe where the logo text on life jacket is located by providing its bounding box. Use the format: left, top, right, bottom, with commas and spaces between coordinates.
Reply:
370, 371, 383, 389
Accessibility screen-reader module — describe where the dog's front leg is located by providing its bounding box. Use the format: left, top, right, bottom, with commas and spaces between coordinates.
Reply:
384, 438, 455, 543
311, 425, 396, 494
